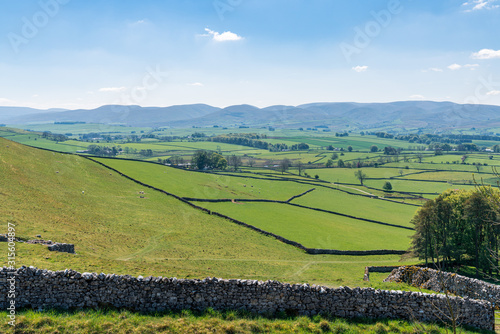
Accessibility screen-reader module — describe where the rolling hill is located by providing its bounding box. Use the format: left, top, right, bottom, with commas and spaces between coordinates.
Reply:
4, 101, 500, 130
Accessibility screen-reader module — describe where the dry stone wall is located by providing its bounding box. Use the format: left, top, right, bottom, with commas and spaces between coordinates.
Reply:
0, 267, 493, 330
385, 266, 500, 308
47, 243, 75, 254
0, 235, 75, 254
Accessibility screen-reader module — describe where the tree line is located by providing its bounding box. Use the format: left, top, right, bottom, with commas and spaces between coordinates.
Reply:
208, 134, 309, 152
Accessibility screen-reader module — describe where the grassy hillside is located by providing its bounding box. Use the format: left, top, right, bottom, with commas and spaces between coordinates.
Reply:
0, 137, 416, 288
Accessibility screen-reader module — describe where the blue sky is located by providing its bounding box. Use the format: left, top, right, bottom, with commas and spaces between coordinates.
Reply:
0, 0, 499, 109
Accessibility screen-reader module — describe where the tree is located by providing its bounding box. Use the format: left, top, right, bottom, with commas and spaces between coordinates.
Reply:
297, 161, 305, 176
192, 150, 211, 170
442, 143, 452, 152
354, 170, 367, 185
398, 169, 404, 177
248, 157, 255, 167
347, 145, 353, 152
325, 159, 334, 168
337, 159, 345, 168
278, 158, 291, 174
210, 152, 227, 170
228, 155, 242, 171
370, 145, 378, 153
383, 181, 392, 191
384, 146, 399, 155
464, 191, 497, 277
331, 153, 339, 160
416, 153, 424, 163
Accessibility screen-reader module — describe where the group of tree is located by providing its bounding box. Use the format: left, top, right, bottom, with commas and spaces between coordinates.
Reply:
410, 188, 500, 276
209, 134, 270, 150
210, 134, 308, 152
158, 155, 185, 166
191, 150, 228, 170
370, 131, 493, 150
139, 149, 153, 157
384, 146, 402, 155
290, 143, 310, 150
41, 131, 68, 142
326, 145, 350, 152
87, 145, 120, 157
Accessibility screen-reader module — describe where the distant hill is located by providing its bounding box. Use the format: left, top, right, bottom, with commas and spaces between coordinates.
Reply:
0, 107, 68, 122
4, 104, 219, 127
3, 101, 500, 130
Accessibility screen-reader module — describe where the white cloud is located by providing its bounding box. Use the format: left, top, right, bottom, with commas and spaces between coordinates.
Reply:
409, 94, 425, 100
462, 0, 499, 11
352, 65, 368, 73
471, 49, 500, 59
427, 67, 443, 72
464, 64, 480, 70
129, 19, 148, 27
189, 82, 204, 87
203, 28, 243, 42
487, 90, 500, 96
99, 87, 127, 93
448, 63, 462, 70
0, 97, 15, 105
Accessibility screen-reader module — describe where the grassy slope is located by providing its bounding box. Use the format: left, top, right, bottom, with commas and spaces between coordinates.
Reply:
0, 137, 415, 288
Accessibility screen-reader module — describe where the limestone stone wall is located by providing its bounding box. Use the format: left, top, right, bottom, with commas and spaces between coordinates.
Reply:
385, 265, 500, 309
47, 243, 75, 254
0, 267, 493, 330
